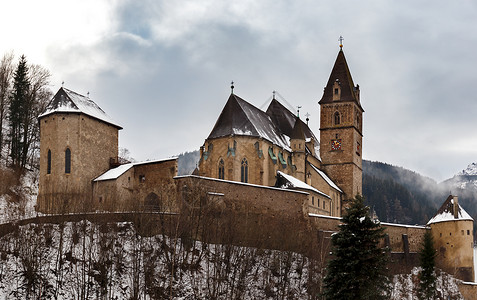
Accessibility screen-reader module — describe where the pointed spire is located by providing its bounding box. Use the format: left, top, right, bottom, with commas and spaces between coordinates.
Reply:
319, 48, 361, 107
290, 116, 305, 140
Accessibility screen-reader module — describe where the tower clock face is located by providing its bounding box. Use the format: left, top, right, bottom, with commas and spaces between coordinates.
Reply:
331, 139, 342, 151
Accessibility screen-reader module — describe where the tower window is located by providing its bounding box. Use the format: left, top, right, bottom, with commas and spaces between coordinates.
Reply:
218, 159, 225, 179
241, 158, 248, 183
47, 149, 51, 174
65, 148, 71, 174
334, 112, 340, 125
334, 88, 339, 95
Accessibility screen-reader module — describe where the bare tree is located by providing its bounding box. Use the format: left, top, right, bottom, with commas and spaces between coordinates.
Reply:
0, 52, 14, 163
23, 64, 51, 170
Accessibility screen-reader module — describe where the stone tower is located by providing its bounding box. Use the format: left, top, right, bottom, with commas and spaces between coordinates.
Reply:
290, 116, 306, 182
319, 47, 363, 205
36, 88, 122, 213
428, 195, 474, 282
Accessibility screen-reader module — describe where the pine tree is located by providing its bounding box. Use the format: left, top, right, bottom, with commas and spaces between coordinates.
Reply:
323, 195, 390, 299
8, 55, 30, 169
417, 230, 436, 300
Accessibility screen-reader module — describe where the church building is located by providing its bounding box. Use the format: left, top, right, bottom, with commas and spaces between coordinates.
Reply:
198, 46, 363, 217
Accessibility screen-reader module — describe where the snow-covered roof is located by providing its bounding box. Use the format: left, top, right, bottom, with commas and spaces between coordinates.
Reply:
208, 94, 291, 150
94, 163, 134, 181
308, 163, 342, 193
94, 158, 177, 182
427, 195, 474, 225
39, 87, 122, 129
276, 171, 330, 198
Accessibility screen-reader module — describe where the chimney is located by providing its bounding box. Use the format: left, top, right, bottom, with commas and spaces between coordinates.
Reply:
453, 196, 459, 219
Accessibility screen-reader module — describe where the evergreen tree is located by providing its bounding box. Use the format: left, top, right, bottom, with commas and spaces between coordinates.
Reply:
323, 195, 390, 299
417, 230, 436, 300
8, 55, 30, 169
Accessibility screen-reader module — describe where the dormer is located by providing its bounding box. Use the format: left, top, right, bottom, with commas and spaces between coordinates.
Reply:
354, 84, 360, 102
332, 79, 341, 101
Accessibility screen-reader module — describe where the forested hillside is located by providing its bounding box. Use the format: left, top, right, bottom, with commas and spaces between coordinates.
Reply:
362, 160, 442, 225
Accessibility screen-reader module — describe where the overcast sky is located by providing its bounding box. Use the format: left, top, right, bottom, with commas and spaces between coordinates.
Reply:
2, 0, 477, 181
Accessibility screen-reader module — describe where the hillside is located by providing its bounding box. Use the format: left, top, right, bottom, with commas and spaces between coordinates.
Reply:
0, 219, 465, 299
364, 160, 477, 233
362, 160, 442, 225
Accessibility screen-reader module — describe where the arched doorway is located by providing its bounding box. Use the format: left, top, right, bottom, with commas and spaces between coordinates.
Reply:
144, 192, 162, 211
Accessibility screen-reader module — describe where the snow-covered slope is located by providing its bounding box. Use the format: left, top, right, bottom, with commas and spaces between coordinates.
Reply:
442, 162, 477, 189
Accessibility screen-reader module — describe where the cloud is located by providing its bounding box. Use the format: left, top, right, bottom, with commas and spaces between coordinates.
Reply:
2, 0, 477, 181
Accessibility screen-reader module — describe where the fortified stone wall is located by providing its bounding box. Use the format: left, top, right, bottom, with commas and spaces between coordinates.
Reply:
308, 215, 428, 253
174, 175, 312, 252
93, 159, 178, 212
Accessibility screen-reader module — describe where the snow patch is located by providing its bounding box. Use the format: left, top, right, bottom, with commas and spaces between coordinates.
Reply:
277, 171, 330, 198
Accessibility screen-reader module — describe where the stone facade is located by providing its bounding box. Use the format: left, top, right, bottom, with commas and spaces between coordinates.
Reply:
37, 112, 119, 213
319, 50, 364, 204
92, 159, 178, 212
431, 219, 474, 281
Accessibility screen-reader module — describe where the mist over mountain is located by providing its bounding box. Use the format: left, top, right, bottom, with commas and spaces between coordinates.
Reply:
364, 160, 477, 232
177, 151, 200, 175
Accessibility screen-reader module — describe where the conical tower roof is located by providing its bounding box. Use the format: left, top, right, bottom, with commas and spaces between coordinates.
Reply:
319, 49, 363, 110
39, 87, 122, 129
290, 116, 305, 140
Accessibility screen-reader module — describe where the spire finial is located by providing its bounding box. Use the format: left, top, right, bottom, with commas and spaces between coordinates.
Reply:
297, 105, 302, 117
230, 81, 234, 94
339, 35, 344, 49
305, 112, 310, 125
87, 91, 90, 98
272, 90, 276, 100
61, 81, 64, 88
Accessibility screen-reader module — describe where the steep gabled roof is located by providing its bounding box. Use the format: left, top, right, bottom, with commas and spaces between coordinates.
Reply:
319, 49, 362, 110
39, 87, 122, 129
265, 98, 317, 142
427, 195, 473, 225
207, 94, 290, 150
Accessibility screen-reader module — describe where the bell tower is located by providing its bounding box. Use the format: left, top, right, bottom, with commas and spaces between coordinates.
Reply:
319, 44, 363, 207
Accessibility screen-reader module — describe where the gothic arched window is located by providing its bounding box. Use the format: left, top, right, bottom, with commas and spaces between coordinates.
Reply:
47, 149, 51, 174
218, 159, 225, 179
65, 148, 71, 174
240, 158, 248, 183
334, 111, 341, 125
